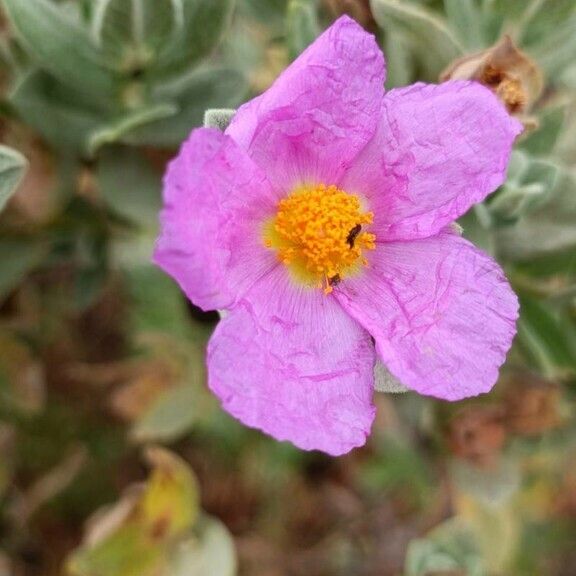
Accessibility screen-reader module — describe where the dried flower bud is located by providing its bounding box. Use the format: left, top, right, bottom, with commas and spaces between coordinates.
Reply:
447, 405, 507, 468
441, 35, 543, 117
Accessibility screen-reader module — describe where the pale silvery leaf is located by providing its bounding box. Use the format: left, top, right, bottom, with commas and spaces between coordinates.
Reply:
91, 0, 176, 71
88, 103, 178, 154
204, 109, 236, 132
169, 516, 237, 576
3, 0, 117, 98
0, 145, 28, 212
443, 0, 484, 50
10, 71, 103, 152
287, 0, 320, 60
126, 67, 246, 147
132, 385, 197, 443
151, 0, 236, 78
370, 0, 463, 78
374, 360, 409, 393
496, 169, 576, 259
0, 240, 46, 303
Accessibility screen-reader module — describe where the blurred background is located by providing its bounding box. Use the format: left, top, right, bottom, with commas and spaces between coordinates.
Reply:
0, 0, 575, 574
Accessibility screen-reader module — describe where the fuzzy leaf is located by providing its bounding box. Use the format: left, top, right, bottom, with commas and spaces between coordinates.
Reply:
239, 0, 287, 26
370, 0, 463, 78
151, 0, 236, 78
91, 0, 176, 72
531, 16, 576, 77
517, 294, 576, 376
374, 361, 408, 393
521, 104, 568, 156
132, 385, 197, 443
97, 147, 161, 229
126, 66, 247, 147
0, 145, 27, 212
2, 0, 118, 98
169, 516, 237, 576
203, 108, 236, 131
384, 30, 414, 88
489, 184, 547, 222
443, 0, 484, 49
287, 0, 320, 61
10, 71, 104, 152
127, 266, 194, 340
88, 104, 177, 154
496, 170, 576, 260
490, 156, 559, 223
0, 239, 46, 303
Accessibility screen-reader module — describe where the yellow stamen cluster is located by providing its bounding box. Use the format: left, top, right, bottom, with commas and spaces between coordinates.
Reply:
264, 184, 376, 294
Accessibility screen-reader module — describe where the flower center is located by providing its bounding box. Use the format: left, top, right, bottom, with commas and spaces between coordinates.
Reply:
264, 184, 376, 294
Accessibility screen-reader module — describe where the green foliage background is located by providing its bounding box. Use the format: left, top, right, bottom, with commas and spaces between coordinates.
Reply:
0, 0, 575, 575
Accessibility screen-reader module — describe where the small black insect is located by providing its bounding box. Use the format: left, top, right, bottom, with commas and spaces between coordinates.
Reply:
328, 274, 341, 287
346, 224, 362, 248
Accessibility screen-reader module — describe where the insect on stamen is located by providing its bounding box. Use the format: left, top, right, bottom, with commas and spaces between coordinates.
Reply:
328, 274, 341, 287
346, 224, 362, 248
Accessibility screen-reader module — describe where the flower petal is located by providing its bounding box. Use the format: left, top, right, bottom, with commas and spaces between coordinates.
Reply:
207, 268, 376, 455
335, 232, 518, 400
340, 81, 523, 241
226, 16, 386, 192
153, 128, 279, 311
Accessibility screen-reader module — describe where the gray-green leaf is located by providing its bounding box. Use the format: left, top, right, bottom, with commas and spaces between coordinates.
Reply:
97, 147, 161, 229
517, 294, 576, 376
91, 0, 177, 72
10, 71, 104, 153
286, 0, 320, 61
151, 0, 236, 78
126, 65, 248, 147
88, 103, 178, 154
0, 145, 28, 212
204, 109, 236, 131
521, 104, 567, 156
132, 385, 197, 443
370, 0, 463, 78
2, 0, 118, 99
0, 239, 46, 302
443, 0, 484, 49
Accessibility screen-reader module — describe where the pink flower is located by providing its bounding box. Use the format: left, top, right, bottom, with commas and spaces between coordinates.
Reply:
154, 16, 522, 455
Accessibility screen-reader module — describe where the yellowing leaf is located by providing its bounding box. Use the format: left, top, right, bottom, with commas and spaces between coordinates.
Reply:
67, 448, 201, 576
139, 447, 200, 540
68, 524, 164, 576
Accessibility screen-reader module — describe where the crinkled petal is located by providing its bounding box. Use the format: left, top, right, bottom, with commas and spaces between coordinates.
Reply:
340, 81, 523, 240
153, 128, 279, 311
226, 15, 386, 193
207, 268, 376, 455
335, 232, 518, 400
